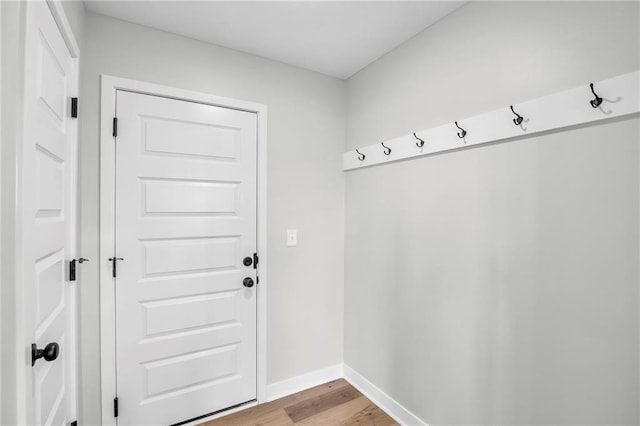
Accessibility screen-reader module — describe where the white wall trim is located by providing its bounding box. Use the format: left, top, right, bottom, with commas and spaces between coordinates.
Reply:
266, 364, 344, 402
343, 70, 640, 171
0, 2, 3, 421
343, 364, 427, 426
45, 0, 79, 58
185, 363, 425, 425
98, 75, 268, 426
98, 77, 117, 426
4, 3, 28, 424
263, 364, 427, 425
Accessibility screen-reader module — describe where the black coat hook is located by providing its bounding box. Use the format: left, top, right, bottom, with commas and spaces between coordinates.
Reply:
589, 83, 603, 108
381, 142, 392, 155
356, 149, 365, 161
455, 121, 466, 139
510, 105, 524, 126
413, 132, 425, 148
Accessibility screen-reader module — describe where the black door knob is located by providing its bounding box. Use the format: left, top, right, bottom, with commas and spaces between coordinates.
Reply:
31, 342, 60, 366
243, 256, 253, 267
243, 277, 254, 288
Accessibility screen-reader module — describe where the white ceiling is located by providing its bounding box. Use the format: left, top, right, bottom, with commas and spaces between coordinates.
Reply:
83, 1, 465, 79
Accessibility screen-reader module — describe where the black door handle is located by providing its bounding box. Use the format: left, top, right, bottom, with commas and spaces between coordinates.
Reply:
32, 342, 59, 366
243, 277, 254, 288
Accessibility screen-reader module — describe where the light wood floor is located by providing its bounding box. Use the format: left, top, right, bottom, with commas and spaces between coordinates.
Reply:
201, 379, 398, 426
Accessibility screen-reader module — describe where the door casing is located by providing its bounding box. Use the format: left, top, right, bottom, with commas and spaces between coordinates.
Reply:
98, 75, 268, 426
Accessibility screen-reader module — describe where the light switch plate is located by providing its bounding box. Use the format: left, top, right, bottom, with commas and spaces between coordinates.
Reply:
287, 229, 297, 246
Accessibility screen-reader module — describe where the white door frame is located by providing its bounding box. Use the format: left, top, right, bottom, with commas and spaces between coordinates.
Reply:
13, 0, 80, 424
0, 2, 3, 421
99, 75, 268, 426
46, 4, 81, 424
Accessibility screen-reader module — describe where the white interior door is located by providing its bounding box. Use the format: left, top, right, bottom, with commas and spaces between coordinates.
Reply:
20, 1, 78, 425
113, 90, 258, 425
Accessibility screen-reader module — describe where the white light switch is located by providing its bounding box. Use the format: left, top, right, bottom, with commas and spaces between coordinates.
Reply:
287, 229, 297, 246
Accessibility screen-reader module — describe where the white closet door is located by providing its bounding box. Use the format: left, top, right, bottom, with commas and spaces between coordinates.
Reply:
113, 90, 257, 425
21, 1, 77, 425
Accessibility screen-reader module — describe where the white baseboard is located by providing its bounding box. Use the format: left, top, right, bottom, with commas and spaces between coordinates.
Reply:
343, 364, 426, 426
262, 363, 426, 425
266, 363, 344, 402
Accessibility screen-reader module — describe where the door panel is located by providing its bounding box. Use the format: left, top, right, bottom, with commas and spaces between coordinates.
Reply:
114, 91, 257, 425
21, 2, 76, 425
142, 179, 239, 214
35, 252, 65, 326
142, 116, 239, 159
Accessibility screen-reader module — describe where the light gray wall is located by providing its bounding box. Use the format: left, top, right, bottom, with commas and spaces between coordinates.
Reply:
78, 11, 345, 425
344, 2, 640, 425
60, 0, 85, 53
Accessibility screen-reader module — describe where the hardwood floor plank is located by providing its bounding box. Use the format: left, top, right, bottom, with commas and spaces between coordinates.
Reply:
272, 379, 351, 409
199, 380, 398, 426
203, 380, 350, 426
341, 402, 398, 426
284, 385, 362, 423
294, 396, 370, 424
202, 407, 293, 426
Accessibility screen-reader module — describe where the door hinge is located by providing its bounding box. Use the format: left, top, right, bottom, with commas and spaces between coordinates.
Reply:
108, 257, 124, 278
112, 117, 118, 137
253, 253, 259, 270
69, 258, 89, 282
114, 397, 119, 418
69, 259, 77, 281
71, 98, 78, 118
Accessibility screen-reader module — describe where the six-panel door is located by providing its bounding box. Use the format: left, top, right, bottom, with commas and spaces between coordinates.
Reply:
21, 2, 77, 425
113, 91, 258, 425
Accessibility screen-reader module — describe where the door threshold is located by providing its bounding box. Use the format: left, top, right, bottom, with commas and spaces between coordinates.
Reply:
171, 399, 258, 426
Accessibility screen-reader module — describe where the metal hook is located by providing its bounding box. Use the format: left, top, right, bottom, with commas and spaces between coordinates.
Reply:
356, 149, 365, 161
589, 83, 603, 108
510, 105, 524, 126
413, 132, 425, 148
455, 121, 466, 139
381, 142, 391, 156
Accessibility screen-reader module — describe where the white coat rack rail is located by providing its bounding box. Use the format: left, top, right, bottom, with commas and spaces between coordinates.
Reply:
342, 70, 640, 171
